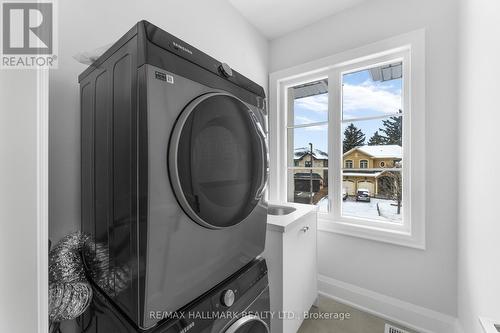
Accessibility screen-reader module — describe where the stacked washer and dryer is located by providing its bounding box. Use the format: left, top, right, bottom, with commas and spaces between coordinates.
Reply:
78, 21, 270, 333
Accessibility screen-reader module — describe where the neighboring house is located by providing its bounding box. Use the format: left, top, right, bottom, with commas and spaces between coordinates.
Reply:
293, 148, 328, 187
294, 172, 323, 193
294, 148, 329, 168
291, 145, 401, 199
292, 148, 328, 204
342, 145, 402, 196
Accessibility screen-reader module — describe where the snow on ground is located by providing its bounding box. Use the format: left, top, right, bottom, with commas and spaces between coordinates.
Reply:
376, 199, 403, 222
319, 197, 402, 223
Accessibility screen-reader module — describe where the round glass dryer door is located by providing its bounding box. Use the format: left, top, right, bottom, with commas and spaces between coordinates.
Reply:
169, 93, 268, 229
224, 315, 269, 333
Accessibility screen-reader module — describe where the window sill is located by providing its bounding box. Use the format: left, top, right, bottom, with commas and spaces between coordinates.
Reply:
317, 215, 426, 250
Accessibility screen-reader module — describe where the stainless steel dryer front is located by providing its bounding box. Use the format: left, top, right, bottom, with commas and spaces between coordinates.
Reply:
79, 21, 268, 330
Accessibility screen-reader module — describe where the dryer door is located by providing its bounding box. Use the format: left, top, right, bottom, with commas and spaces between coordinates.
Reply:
169, 92, 268, 229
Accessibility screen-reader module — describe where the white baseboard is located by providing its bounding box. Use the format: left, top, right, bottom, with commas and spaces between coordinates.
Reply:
318, 274, 461, 333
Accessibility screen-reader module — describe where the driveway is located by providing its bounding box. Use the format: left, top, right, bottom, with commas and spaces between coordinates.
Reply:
319, 197, 402, 223
343, 197, 402, 223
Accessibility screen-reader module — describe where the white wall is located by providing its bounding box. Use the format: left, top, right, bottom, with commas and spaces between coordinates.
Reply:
0, 71, 39, 332
457, 0, 500, 332
270, 0, 459, 316
49, 0, 269, 242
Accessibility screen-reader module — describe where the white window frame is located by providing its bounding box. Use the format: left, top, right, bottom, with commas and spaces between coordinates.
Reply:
359, 160, 369, 169
269, 30, 426, 249
345, 160, 353, 168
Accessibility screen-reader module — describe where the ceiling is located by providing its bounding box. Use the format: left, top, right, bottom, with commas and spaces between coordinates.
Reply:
228, 0, 367, 40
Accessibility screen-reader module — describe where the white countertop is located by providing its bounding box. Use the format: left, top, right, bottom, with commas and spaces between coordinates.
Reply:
266, 201, 318, 233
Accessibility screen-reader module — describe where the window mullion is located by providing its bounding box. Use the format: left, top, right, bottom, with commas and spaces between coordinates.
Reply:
287, 167, 328, 170
328, 69, 342, 217
341, 113, 404, 124
287, 121, 329, 129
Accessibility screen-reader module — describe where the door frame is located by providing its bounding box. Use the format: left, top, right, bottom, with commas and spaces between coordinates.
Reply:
37, 68, 49, 333
0, 69, 49, 332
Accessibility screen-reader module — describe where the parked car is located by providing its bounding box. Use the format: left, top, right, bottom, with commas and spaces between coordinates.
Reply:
355, 189, 371, 202
342, 188, 348, 201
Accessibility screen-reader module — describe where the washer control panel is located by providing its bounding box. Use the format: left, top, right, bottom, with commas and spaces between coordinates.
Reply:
211, 259, 267, 311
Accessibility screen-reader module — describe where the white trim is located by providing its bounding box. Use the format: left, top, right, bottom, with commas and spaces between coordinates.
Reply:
479, 317, 500, 333
269, 30, 425, 85
36, 69, 49, 333
359, 159, 369, 169
318, 274, 459, 333
269, 29, 426, 249
318, 216, 424, 249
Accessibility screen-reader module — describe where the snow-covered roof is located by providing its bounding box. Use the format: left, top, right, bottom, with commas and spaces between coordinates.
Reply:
344, 145, 402, 159
294, 145, 402, 160
343, 172, 382, 178
343, 170, 398, 178
294, 148, 328, 160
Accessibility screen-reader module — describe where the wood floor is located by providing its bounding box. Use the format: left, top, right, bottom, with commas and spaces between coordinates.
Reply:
297, 296, 418, 333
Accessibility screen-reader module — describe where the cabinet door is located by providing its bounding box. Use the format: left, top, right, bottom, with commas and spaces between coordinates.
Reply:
282, 212, 317, 333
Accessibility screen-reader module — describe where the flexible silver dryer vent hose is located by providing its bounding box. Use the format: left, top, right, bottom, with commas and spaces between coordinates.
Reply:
48, 232, 130, 322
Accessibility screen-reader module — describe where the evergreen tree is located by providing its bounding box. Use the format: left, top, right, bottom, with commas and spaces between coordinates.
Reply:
379, 110, 402, 146
343, 123, 365, 153
368, 131, 386, 145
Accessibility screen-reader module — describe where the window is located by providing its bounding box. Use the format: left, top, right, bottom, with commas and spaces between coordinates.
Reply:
270, 30, 425, 248
286, 79, 329, 210
340, 61, 403, 224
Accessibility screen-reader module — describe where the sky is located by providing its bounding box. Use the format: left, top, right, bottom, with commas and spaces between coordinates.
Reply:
291, 67, 402, 156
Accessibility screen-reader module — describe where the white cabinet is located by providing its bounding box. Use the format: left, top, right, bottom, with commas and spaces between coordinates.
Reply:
262, 204, 318, 333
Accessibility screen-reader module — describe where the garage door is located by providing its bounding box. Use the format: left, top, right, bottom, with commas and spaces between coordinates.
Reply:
357, 180, 374, 195
343, 180, 355, 196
